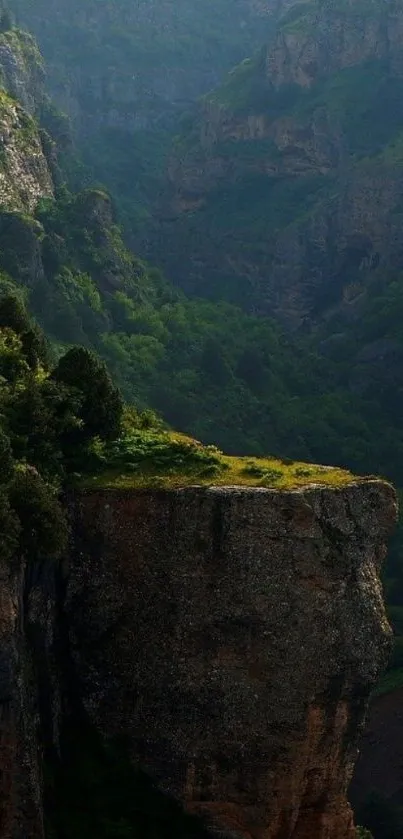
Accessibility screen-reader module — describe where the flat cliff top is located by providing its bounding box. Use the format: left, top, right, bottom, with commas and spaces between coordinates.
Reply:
81, 428, 380, 492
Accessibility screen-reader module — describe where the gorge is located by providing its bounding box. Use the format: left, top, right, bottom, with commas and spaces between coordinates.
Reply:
0, 1, 402, 837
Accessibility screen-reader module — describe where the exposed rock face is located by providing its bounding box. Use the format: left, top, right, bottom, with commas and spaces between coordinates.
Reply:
65, 481, 397, 839
265, 0, 403, 90
0, 92, 53, 212
0, 30, 45, 116
0, 553, 59, 839
12, 0, 276, 135
155, 0, 403, 329
0, 39, 53, 213
0, 30, 54, 213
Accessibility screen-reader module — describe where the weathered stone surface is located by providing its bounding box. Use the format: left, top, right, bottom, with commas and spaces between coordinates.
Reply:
65, 480, 397, 839
0, 31, 53, 213
0, 31, 45, 116
0, 94, 53, 213
0, 556, 59, 839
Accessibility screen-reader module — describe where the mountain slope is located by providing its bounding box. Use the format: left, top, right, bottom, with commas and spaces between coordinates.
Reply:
8, 0, 279, 229
155, 0, 403, 326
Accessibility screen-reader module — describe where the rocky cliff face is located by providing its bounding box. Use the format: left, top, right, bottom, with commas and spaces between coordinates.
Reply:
0, 30, 53, 212
0, 552, 60, 839
11, 0, 275, 134
62, 481, 396, 839
153, 0, 403, 329
0, 480, 397, 838
0, 29, 45, 116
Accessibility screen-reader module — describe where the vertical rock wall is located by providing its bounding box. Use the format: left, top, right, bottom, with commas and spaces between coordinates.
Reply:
0, 556, 59, 839
66, 481, 397, 839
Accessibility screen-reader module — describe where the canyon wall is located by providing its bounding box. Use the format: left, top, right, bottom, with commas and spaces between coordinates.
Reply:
66, 481, 397, 839
0, 480, 397, 839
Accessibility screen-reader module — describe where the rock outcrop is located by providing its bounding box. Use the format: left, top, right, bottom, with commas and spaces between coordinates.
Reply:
153, 0, 403, 330
12, 0, 275, 134
0, 29, 45, 116
64, 481, 396, 839
0, 480, 397, 838
0, 30, 53, 212
0, 91, 53, 212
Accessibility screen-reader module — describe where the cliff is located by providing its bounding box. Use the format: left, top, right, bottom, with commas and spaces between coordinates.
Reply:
1, 479, 394, 839
12, 0, 274, 133
0, 29, 53, 212
65, 481, 396, 839
153, 0, 403, 331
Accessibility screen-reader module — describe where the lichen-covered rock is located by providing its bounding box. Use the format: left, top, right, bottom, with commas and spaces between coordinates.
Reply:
66, 480, 397, 839
0, 30, 45, 116
0, 91, 53, 212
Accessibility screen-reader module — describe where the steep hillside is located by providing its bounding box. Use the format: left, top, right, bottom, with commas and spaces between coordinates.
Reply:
8, 0, 278, 228
0, 27, 53, 209
156, 0, 403, 326
11, 0, 275, 127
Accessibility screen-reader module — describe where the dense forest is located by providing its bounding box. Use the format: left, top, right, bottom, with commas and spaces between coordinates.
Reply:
1, 1, 403, 836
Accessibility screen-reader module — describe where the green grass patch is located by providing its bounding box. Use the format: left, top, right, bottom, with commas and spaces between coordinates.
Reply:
78, 427, 358, 491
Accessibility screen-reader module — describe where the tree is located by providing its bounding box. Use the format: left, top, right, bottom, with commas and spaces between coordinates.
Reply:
0, 489, 20, 563
0, 429, 13, 484
8, 469, 68, 562
53, 346, 123, 442
0, 294, 49, 369
9, 375, 82, 476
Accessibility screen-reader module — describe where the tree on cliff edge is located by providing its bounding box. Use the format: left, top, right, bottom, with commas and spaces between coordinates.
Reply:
53, 346, 123, 442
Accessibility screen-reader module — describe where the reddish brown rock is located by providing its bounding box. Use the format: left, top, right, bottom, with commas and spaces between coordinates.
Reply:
65, 480, 397, 839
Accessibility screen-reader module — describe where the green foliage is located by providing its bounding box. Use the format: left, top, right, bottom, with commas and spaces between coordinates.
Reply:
241, 462, 283, 483
0, 429, 14, 483
0, 292, 124, 565
0, 292, 49, 368
8, 468, 68, 560
356, 828, 374, 839
88, 428, 225, 481
53, 346, 123, 443
0, 488, 20, 562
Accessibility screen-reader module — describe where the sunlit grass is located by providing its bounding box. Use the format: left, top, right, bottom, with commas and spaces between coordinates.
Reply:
80, 428, 360, 491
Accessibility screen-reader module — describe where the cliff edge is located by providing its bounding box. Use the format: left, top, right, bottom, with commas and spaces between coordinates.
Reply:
0, 479, 397, 839
64, 480, 397, 839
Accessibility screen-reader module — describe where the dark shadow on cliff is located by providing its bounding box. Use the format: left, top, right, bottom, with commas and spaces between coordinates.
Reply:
44, 722, 213, 839
43, 567, 213, 839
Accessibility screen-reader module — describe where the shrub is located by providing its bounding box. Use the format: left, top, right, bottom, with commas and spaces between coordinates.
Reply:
241, 462, 283, 483
0, 489, 20, 562
356, 829, 373, 839
9, 468, 68, 561
53, 346, 123, 442
91, 430, 225, 478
